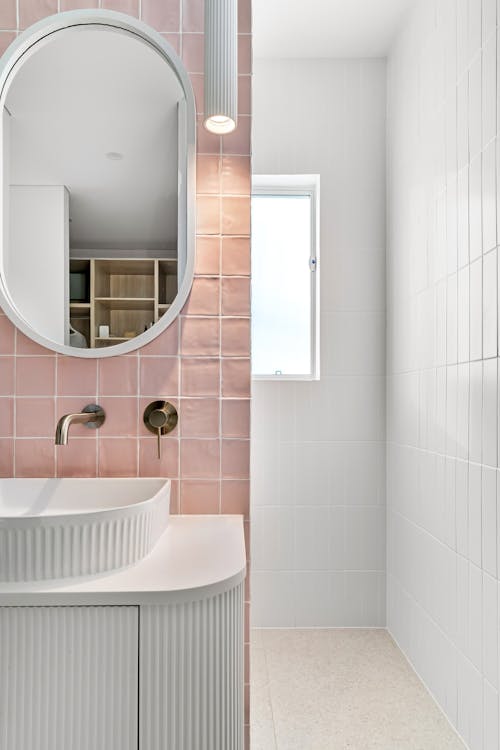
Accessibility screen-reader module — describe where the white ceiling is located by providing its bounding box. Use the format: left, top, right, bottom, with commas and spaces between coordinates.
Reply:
6, 26, 183, 252
253, 0, 416, 59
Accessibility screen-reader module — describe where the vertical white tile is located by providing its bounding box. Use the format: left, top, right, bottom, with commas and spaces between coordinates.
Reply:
483, 678, 499, 750
482, 358, 498, 468
293, 506, 330, 571
469, 562, 483, 671
469, 57, 483, 162
482, 38, 497, 149
483, 141, 497, 254
482, 466, 498, 576
468, 462, 483, 568
251, 572, 295, 627
458, 266, 470, 362
483, 0, 497, 45
457, 363, 470, 460
457, 78, 469, 172
469, 156, 483, 262
469, 360, 483, 463
447, 273, 458, 364
482, 572, 499, 688
456, 459, 469, 556
447, 365, 458, 456
483, 249, 498, 359
458, 166, 470, 267
470, 257, 483, 361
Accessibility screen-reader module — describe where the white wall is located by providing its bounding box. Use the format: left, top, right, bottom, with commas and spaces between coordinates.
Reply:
387, 1, 500, 747
9, 186, 69, 345
251, 58, 387, 627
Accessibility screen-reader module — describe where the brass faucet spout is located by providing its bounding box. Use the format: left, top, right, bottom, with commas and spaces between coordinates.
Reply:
55, 404, 105, 445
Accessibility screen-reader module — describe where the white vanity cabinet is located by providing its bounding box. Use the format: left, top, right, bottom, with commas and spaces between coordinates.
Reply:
0, 516, 246, 750
0, 606, 139, 750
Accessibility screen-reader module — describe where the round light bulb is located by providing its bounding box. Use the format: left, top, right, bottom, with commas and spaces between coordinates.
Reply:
203, 115, 236, 135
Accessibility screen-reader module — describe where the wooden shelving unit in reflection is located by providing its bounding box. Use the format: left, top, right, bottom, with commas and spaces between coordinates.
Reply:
69, 257, 177, 348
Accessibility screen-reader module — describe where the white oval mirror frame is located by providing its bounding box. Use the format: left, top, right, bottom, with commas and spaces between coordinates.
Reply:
0, 9, 196, 358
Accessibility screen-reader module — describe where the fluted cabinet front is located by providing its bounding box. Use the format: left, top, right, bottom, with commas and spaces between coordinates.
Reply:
0, 606, 138, 750
140, 583, 245, 750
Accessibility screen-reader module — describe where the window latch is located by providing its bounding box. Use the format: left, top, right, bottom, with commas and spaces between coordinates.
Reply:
309, 257, 317, 272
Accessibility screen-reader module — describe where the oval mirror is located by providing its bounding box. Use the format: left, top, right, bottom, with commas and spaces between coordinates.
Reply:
0, 11, 195, 357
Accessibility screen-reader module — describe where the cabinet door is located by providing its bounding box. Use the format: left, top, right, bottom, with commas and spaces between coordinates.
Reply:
0, 606, 138, 750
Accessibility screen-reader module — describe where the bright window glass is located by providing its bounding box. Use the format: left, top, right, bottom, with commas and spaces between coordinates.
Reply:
251, 182, 318, 379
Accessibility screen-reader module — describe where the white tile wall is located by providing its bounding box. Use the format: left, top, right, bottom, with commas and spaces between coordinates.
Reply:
387, 0, 500, 746
251, 59, 387, 627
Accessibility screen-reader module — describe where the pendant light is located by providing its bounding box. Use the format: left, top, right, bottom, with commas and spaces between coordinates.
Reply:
204, 0, 238, 135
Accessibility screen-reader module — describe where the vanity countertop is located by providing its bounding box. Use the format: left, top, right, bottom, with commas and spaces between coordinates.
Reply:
0, 515, 246, 606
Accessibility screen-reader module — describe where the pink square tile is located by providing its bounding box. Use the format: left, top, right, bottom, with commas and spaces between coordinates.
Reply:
15, 439, 55, 477
221, 318, 250, 356
169, 479, 180, 513
141, 0, 180, 31
99, 356, 138, 396
182, 278, 220, 316
16, 398, 55, 438
182, 0, 203, 31
56, 437, 97, 478
181, 358, 220, 396
181, 398, 219, 437
16, 331, 50, 355
0, 32, 16, 56
222, 116, 251, 156
0, 357, 14, 396
190, 73, 204, 113
19, 0, 57, 28
196, 196, 220, 234
221, 156, 251, 195
56, 398, 101, 438
238, 33, 251, 74
140, 357, 179, 396
238, 76, 251, 116
180, 438, 220, 478
0, 398, 13, 437
99, 438, 138, 477
238, 0, 251, 32
222, 358, 250, 397
222, 439, 250, 479
140, 318, 179, 355
221, 237, 250, 275
222, 197, 251, 235
61, 0, 98, 8
58, 356, 97, 397
0, 438, 13, 476
182, 33, 204, 73
180, 317, 220, 355
197, 116, 221, 154
99, 397, 138, 437
0, 1, 16, 28
161, 32, 180, 54
197, 155, 220, 194
222, 399, 250, 438
16, 357, 55, 396
139, 436, 178, 477
221, 479, 249, 517
180, 479, 219, 513
0, 316, 15, 354
101, 0, 139, 16
221, 277, 250, 316
195, 237, 220, 275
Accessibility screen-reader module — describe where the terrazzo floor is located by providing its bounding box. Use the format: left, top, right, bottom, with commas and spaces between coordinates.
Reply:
250, 628, 467, 750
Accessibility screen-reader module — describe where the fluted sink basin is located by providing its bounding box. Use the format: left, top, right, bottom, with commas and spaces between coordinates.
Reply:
0, 478, 170, 582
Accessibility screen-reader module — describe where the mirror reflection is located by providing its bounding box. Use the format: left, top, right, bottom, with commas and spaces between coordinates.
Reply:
2, 25, 186, 350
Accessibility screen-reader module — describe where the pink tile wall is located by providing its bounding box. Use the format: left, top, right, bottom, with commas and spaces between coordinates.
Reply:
0, 0, 251, 737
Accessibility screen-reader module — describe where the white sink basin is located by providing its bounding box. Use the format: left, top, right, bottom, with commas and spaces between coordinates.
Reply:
0, 478, 170, 582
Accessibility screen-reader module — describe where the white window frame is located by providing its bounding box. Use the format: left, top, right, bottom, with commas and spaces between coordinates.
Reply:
251, 174, 320, 381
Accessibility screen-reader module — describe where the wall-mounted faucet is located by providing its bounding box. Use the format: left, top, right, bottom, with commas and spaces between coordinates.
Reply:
55, 404, 105, 445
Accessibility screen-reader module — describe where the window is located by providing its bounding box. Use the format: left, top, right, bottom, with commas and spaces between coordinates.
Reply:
251, 175, 320, 379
